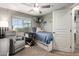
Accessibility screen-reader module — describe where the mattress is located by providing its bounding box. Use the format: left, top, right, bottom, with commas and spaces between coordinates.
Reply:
36, 32, 53, 44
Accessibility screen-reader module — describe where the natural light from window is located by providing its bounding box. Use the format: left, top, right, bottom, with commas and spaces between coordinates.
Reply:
12, 16, 31, 32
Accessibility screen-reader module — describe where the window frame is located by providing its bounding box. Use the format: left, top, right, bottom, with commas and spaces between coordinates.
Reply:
11, 16, 32, 32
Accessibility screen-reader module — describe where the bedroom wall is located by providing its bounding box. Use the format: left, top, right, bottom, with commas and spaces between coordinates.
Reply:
0, 8, 11, 28
0, 7, 35, 31
42, 13, 53, 32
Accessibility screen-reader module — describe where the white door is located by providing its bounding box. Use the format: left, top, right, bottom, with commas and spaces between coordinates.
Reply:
53, 9, 72, 52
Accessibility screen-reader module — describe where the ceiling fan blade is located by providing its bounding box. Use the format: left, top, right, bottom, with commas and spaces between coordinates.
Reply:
22, 3, 32, 7
41, 5, 51, 8
28, 9, 33, 12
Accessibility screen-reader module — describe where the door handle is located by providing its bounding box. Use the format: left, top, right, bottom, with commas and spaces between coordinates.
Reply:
70, 29, 72, 32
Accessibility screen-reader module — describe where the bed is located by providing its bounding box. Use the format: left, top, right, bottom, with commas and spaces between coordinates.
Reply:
35, 32, 54, 51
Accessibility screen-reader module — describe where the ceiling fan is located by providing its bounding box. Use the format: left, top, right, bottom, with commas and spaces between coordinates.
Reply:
22, 3, 52, 14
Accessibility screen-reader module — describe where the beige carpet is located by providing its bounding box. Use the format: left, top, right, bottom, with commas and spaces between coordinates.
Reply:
15, 45, 79, 56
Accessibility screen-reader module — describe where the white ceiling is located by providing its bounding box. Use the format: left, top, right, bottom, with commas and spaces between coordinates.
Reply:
0, 3, 74, 16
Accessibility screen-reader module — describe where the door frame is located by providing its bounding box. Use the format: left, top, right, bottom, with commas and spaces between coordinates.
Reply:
72, 5, 79, 52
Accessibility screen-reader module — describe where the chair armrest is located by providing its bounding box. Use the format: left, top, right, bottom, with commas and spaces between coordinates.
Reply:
9, 39, 15, 55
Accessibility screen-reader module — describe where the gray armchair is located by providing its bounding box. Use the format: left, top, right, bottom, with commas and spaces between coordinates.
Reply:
5, 31, 25, 55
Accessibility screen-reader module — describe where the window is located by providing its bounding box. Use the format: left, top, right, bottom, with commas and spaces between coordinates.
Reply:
12, 16, 31, 32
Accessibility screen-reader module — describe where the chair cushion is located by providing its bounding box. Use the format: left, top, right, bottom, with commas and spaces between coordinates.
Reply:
15, 40, 25, 49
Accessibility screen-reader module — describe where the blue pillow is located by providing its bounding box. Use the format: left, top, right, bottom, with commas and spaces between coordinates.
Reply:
32, 27, 36, 32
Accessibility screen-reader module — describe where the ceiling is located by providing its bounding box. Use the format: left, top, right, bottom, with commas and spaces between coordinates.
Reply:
0, 3, 74, 16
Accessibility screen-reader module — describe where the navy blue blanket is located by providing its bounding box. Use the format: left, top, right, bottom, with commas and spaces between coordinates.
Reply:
36, 32, 53, 44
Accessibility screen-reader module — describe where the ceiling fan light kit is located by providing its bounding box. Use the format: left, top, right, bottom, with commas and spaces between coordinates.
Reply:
33, 7, 40, 12
25, 3, 52, 14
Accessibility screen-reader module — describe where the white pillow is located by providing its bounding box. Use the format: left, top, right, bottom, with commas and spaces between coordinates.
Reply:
36, 27, 44, 32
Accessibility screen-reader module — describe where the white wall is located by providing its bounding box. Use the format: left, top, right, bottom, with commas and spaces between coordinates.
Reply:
0, 8, 11, 28
0, 8, 35, 30
42, 13, 53, 32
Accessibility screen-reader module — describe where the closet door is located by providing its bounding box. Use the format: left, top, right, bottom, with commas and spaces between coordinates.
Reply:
53, 9, 72, 52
